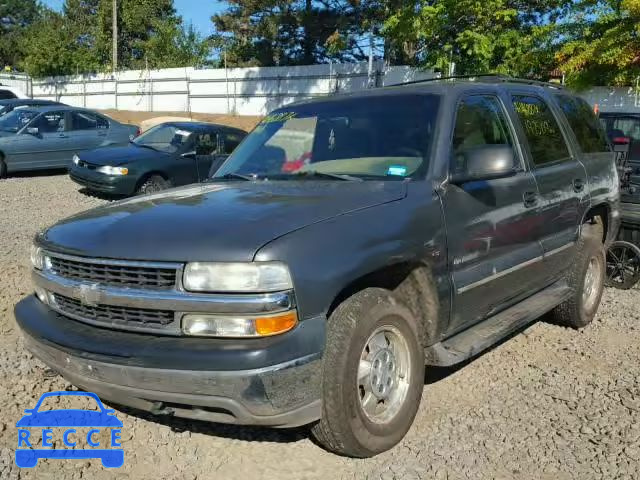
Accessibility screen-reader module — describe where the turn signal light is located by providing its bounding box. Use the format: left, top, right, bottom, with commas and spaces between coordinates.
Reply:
255, 311, 298, 336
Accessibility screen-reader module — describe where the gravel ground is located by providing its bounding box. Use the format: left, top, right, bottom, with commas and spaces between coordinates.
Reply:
1, 172, 640, 480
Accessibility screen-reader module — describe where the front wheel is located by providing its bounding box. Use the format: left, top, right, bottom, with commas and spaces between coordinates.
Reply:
311, 288, 425, 457
136, 175, 169, 195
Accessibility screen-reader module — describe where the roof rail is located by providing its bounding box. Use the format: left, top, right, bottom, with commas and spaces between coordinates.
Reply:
389, 74, 565, 90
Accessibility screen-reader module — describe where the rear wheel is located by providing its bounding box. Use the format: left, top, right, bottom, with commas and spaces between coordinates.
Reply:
606, 240, 640, 290
550, 224, 605, 328
311, 288, 424, 457
136, 174, 169, 195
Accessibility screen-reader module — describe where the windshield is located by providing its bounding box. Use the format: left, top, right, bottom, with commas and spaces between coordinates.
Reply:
0, 108, 38, 132
215, 94, 440, 180
133, 124, 195, 153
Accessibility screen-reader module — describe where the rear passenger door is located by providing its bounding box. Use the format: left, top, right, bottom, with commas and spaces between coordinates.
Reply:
443, 93, 546, 334
67, 111, 107, 154
509, 93, 589, 283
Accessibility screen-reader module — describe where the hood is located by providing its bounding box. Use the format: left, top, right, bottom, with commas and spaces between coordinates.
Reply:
40, 180, 407, 262
79, 144, 170, 166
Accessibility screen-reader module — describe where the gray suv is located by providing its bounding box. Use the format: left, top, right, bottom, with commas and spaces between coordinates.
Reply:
15, 77, 619, 457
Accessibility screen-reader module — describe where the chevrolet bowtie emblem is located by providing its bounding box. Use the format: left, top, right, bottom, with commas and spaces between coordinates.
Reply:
76, 283, 102, 307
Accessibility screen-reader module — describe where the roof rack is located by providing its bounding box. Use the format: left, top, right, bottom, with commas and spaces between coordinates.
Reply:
389, 73, 565, 90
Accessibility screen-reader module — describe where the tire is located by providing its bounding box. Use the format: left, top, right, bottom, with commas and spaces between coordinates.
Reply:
311, 288, 425, 457
550, 224, 606, 328
0, 157, 6, 179
136, 174, 169, 195
605, 240, 640, 290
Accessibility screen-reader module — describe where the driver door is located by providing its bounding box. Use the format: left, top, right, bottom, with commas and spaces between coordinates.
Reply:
10, 111, 71, 170
193, 130, 220, 182
441, 93, 546, 335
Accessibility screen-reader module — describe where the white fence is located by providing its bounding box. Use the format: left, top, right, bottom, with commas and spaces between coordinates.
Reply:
0, 72, 32, 97
580, 86, 640, 113
30, 62, 436, 116
23, 65, 640, 116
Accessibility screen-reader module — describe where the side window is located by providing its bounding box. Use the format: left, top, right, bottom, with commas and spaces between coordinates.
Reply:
224, 132, 245, 154
452, 95, 516, 173
195, 132, 218, 155
512, 95, 571, 166
70, 111, 98, 131
96, 115, 109, 130
0, 89, 17, 100
555, 95, 610, 153
31, 111, 65, 133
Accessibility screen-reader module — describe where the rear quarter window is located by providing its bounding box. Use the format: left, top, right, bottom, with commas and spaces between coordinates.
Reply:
556, 95, 610, 153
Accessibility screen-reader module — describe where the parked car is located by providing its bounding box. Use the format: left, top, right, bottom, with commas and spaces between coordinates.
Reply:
599, 111, 640, 164
0, 105, 139, 178
0, 84, 29, 99
15, 77, 619, 458
69, 122, 247, 196
0, 99, 65, 117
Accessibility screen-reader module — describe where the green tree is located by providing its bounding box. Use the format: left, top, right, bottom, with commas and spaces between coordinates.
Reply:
383, 0, 568, 75
212, 0, 379, 67
0, 0, 42, 69
21, 0, 209, 77
556, 0, 640, 88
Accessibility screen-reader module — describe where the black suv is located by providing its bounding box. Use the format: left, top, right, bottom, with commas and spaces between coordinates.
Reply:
15, 77, 619, 458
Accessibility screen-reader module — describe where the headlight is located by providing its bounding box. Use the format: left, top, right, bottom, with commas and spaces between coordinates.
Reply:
97, 165, 128, 176
72, 154, 80, 165
182, 311, 298, 337
30, 245, 44, 270
182, 262, 293, 292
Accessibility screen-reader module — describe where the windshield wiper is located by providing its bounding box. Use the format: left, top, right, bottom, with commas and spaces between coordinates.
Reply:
133, 143, 159, 152
215, 172, 257, 181
290, 171, 363, 181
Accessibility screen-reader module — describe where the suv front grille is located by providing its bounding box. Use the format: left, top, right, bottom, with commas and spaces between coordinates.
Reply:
48, 255, 178, 290
52, 293, 175, 328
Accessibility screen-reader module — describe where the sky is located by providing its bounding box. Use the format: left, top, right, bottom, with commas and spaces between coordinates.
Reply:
41, 0, 227, 37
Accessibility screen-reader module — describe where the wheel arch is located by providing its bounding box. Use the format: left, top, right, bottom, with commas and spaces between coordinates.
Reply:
327, 261, 441, 347
582, 202, 611, 245
135, 170, 170, 190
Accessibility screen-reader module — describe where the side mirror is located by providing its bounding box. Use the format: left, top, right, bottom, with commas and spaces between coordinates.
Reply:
181, 151, 196, 159
450, 145, 517, 184
26, 127, 39, 136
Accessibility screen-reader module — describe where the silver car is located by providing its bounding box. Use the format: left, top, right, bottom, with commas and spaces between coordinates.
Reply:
0, 106, 139, 178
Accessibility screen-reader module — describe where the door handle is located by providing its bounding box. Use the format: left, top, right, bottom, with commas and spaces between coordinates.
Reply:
573, 179, 585, 192
523, 191, 538, 208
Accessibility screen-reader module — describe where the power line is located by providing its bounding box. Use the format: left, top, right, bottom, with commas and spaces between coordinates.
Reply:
112, 0, 118, 72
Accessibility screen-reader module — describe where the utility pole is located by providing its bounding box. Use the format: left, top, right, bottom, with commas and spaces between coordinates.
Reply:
112, 0, 118, 73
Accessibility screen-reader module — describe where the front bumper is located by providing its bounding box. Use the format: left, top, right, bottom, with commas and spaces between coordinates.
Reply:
15, 296, 324, 427
69, 166, 136, 195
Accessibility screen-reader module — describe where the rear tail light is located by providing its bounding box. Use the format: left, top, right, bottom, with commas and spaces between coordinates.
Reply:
613, 137, 631, 145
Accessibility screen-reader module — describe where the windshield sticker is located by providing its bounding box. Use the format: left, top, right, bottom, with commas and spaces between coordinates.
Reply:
260, 112, 297, 125
514, 102, 555, 137
174, 129, 193, 137
387, 165, 408, 176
